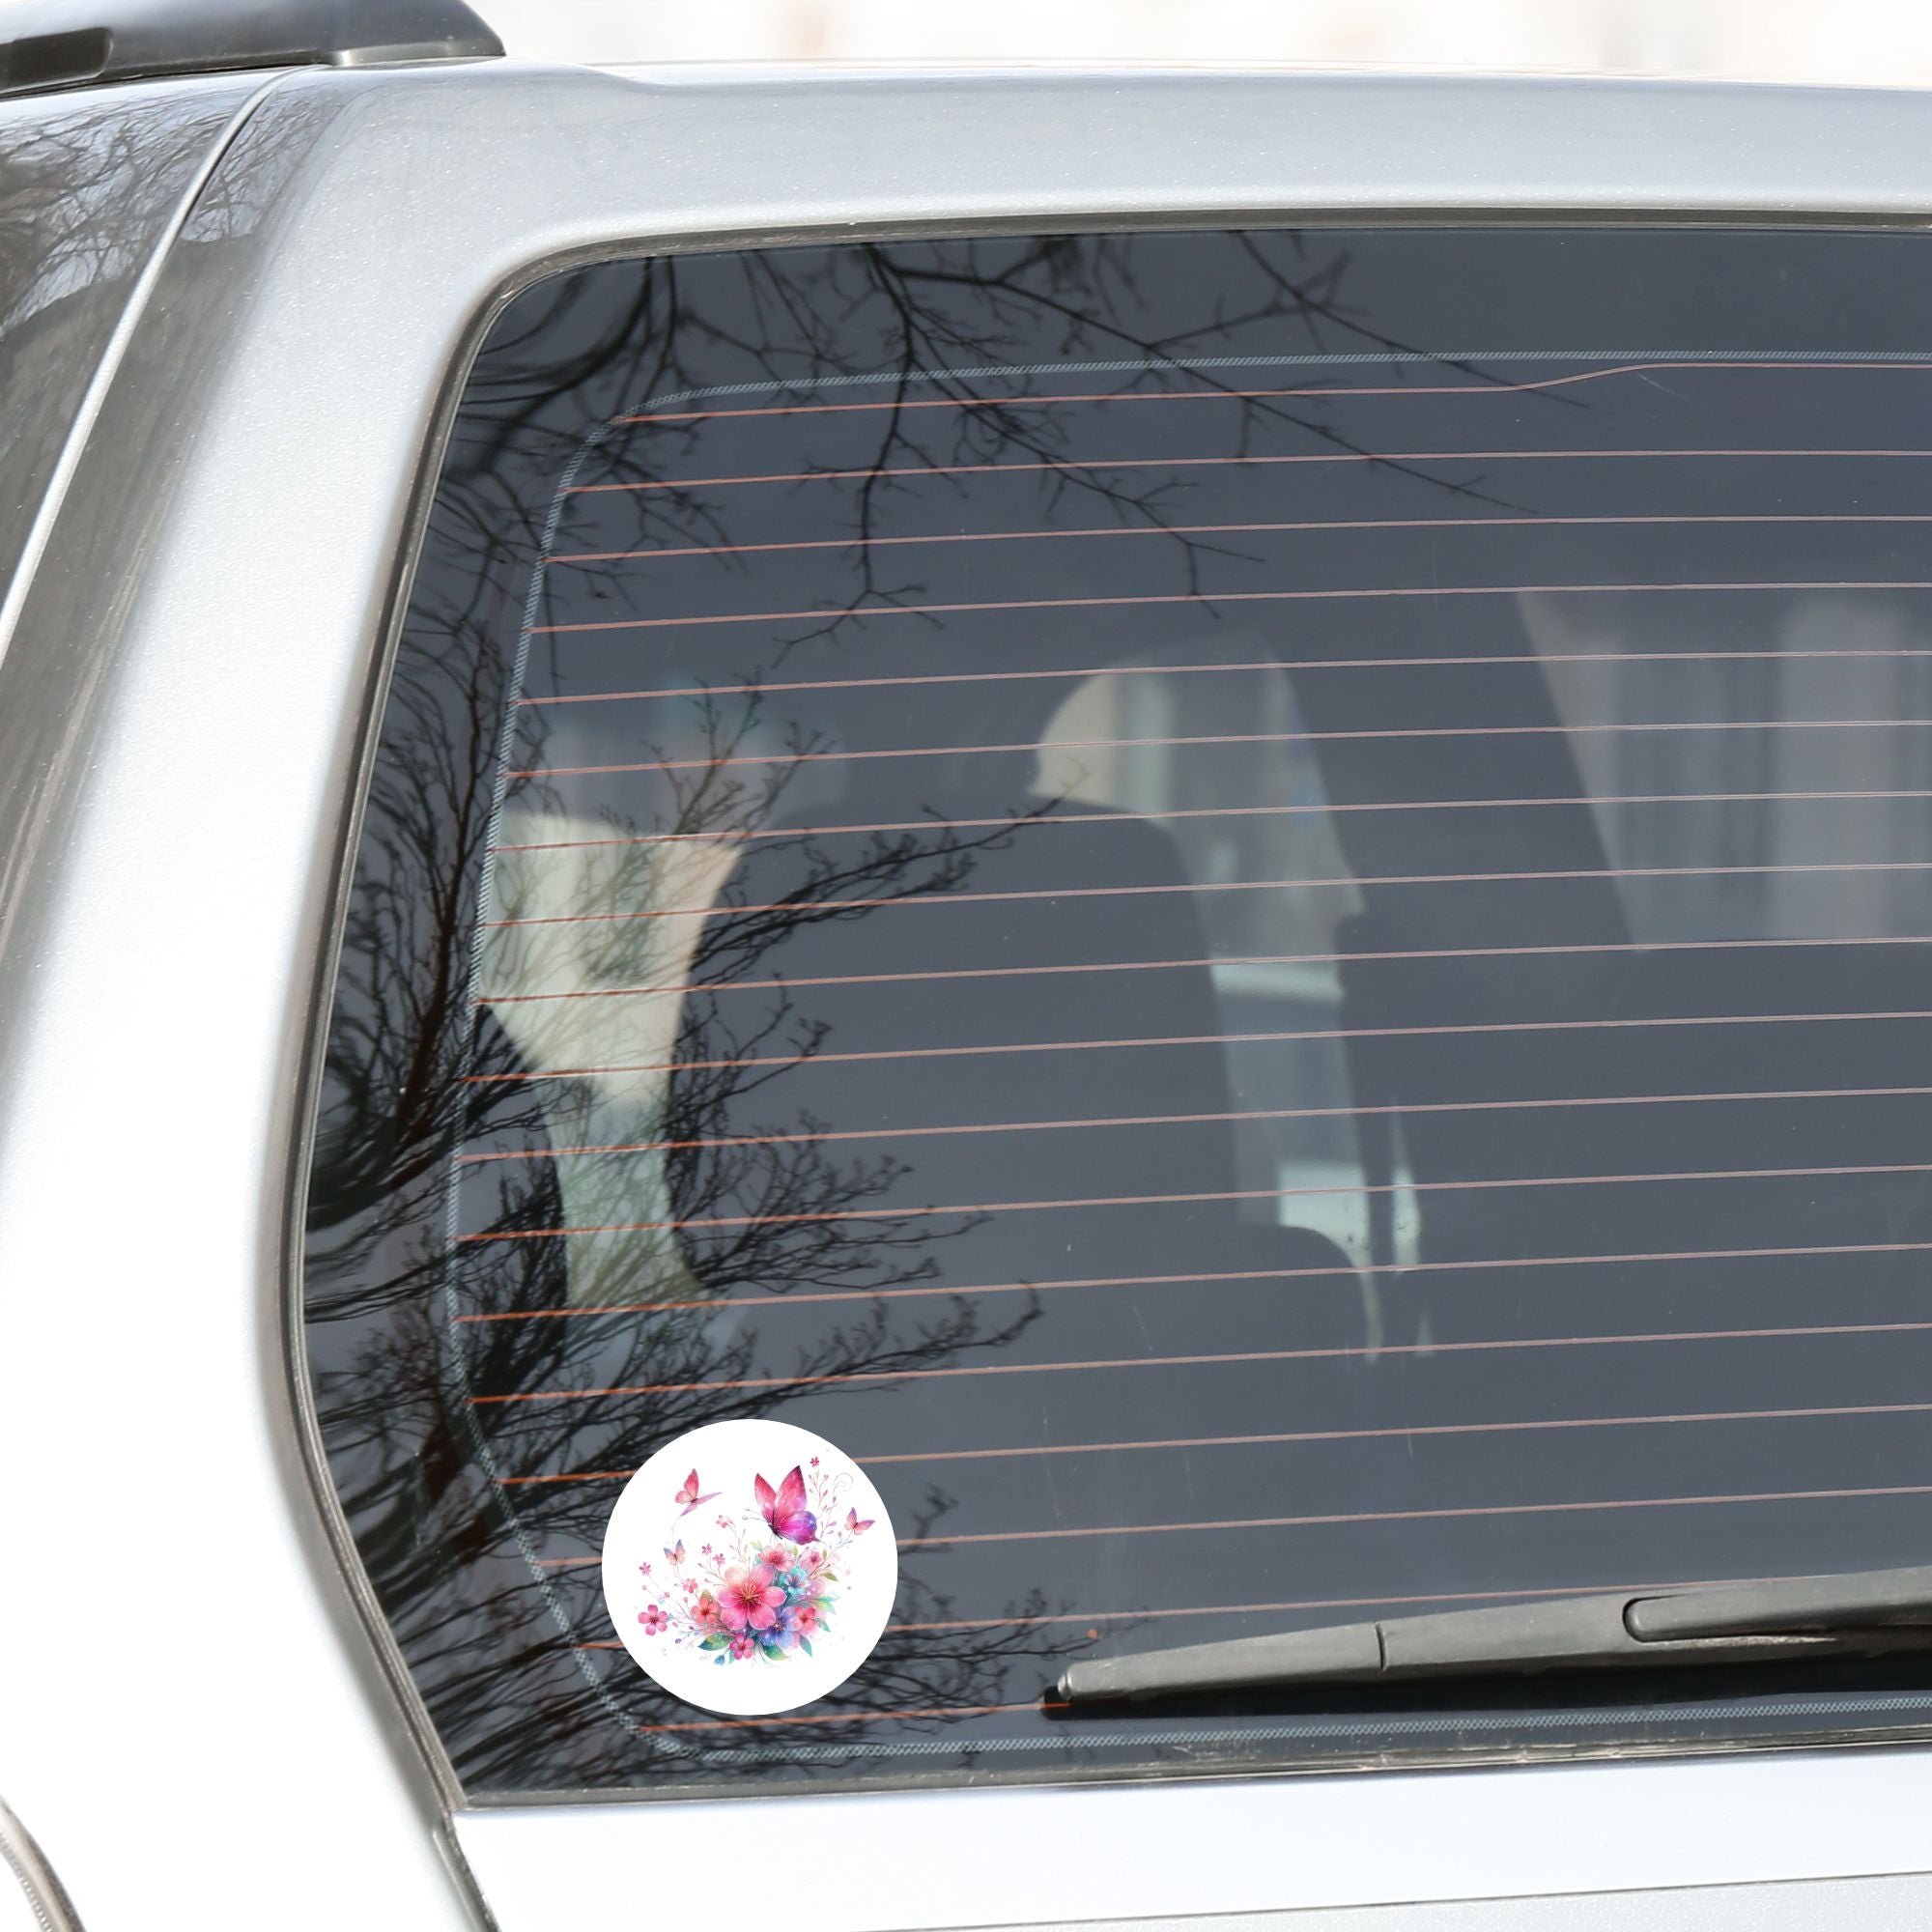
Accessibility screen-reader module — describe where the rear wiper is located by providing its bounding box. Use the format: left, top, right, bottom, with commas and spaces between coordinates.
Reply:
1057, 1566, 1932, 1705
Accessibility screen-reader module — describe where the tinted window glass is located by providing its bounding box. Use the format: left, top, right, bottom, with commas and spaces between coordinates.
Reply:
306, 229, 1932, 1797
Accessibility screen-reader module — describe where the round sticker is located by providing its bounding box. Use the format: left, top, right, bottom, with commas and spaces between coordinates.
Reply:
600, 1419, 897, 1716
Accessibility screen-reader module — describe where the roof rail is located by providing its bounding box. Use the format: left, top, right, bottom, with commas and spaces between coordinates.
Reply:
0, 0, 503, 100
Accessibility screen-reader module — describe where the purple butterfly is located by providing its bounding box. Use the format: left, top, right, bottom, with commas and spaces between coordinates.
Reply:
755, 1465, 818, 1544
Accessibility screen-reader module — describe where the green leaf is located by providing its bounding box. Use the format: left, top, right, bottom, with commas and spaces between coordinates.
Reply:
699, 1632, 730, 1651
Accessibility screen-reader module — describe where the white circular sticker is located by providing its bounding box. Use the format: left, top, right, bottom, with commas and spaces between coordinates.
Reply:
600, 1419, 898, 1716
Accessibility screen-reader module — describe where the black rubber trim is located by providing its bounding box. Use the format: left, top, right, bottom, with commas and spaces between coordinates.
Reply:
0, 0, 501, 99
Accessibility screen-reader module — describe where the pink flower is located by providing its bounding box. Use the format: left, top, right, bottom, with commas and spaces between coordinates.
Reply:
719, 1564, 785, 1634
794, 1604, 819, 1636
729, 1634, 757, 1661
638, 1605, 669, 1636
692, 1591, 722, 1632
803, 1546, 828, 1573
761, 1544, 794, 1569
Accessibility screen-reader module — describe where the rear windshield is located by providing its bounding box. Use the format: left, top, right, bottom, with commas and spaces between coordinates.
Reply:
305, 227, 1932, 1799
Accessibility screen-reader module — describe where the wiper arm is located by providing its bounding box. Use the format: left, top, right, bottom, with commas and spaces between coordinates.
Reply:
1057, 1565, 1932, 1705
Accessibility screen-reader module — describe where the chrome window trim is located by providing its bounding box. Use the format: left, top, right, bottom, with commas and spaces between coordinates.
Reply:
11, 58, 1932, 1929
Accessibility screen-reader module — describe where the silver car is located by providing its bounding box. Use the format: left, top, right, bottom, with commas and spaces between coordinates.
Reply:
10, 3, 1932, 1926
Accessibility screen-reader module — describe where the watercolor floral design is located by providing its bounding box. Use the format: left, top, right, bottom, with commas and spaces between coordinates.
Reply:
634, 1457, 876, 1667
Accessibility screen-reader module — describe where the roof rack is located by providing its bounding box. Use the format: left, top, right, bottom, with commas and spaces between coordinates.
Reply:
0, 0, 503, 100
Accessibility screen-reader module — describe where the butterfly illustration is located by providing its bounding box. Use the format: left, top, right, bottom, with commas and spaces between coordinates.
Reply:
674, 1470, 720, 1517
664, 1539, 687, 1567
845, 1507, 875, 1536
755, 1465, 819, 1544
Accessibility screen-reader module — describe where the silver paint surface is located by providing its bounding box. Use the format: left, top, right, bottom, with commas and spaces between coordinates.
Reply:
0, 72, 259, 626
12, 57, 1932, 1930
458, 1748, 1932, 1927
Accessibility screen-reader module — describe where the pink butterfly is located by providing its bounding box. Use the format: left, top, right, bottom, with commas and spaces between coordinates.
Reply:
846, 1507, 875, 1536
664, 1540, 687, 1567
755, 1465, 818, 1544
674, 1470, 720, 1517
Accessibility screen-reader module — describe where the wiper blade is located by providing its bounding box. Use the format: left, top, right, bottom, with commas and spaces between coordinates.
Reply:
1057, 1565, 1932, 1705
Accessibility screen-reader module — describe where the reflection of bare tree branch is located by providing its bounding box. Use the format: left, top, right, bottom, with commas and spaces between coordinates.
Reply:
381, 232, 1557, 730
700, 241, 1531, 656
2, 97, 204, 333
309, 572, 1067, 1790
305, 231, 1421, 1793
0, 89, 266, 596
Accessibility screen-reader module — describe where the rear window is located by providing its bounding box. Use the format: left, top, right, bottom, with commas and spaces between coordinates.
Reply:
304, 227, 1932, 1799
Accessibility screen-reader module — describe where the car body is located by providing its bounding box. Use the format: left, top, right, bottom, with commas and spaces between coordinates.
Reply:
10, 20, 1932, 1929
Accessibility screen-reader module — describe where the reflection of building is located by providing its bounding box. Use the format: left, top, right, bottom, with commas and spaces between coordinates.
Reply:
1540, 590, 1932, 942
